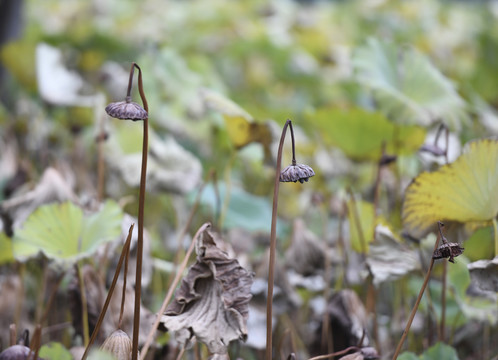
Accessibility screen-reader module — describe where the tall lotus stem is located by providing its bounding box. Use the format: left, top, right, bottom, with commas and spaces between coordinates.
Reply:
266, 119, 314, 360
104, 62, 149, 360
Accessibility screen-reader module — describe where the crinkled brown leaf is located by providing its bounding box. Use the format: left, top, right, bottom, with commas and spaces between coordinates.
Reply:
161, 227, 253, 355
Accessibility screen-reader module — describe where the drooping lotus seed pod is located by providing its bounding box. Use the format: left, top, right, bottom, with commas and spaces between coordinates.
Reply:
279, 163, 315, 183
0, 345, 32, 360
105, 96, 147, 121
101, 329, 133, 360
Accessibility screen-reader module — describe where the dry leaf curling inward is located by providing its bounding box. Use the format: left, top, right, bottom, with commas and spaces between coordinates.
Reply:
402, 139, 498, 237
161, 225, 253, 355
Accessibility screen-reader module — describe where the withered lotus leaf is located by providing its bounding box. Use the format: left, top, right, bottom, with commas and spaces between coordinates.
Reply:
161, 225, 253, 355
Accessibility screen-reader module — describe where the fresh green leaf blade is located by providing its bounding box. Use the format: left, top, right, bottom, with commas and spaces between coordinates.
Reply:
13, 201, 123, 262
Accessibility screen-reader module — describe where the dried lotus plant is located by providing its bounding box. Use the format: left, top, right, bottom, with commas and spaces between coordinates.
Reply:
160, 226, 253, 357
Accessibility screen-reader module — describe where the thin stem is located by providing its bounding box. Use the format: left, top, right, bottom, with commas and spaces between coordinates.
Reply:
440, 260, 447, 342
81, 224, 134, 360
39, 273, 65, 325
118, 234, 131, 330
347, 189, 367, 257
288, 120, 296, 165
139, 223, 211, 360
132, 62, 149, 360
76, 263, 90, 347
392, 232, 440, 359
126, 64, 135, 99
9, 323, 16, 346
493, 218, 498, 257
266, 119, 291, 360
97, 133, 106, 202
30, 325, 41, 360
170, 170, 214, 286
438, 221, 447, 245
175, 347, 186, 360
440, 133, 449, 341
308, 346, 360, 360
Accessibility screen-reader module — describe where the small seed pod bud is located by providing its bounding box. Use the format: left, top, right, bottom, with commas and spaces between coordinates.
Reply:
433, 242, 464, 263
101, 329, 133, 360
280, 163, 315, 183
419, 144, 446, 157
105, 96, 148, 121
0, 345, 32, 360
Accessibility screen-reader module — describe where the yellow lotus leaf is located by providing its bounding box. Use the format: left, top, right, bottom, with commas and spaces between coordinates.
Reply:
202, 89, 272, 150
402, 139, 498, 236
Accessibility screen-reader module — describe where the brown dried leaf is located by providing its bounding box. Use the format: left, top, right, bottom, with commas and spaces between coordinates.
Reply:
161, 226, 253, 355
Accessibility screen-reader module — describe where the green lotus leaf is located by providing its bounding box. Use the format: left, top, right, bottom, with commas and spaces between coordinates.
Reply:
13, 200, 123, 262
310, 108, 425, 161
0, 232, 14, 264
353, 38, 468, 130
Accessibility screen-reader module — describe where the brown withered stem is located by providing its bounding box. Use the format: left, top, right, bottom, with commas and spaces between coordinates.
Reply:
392, 223, 441, 360
76, 263, 90, 347
307, 346, 363, 360
266, 120, 290, 360
29, 324, 41, 360
118, 232, 130, 330
105, 62, 149, 360
82, 224, 134, 360
139, 223, 212, 360
132, 63, 148, 360
9, 324, 16, 346
267, 119, 314, 360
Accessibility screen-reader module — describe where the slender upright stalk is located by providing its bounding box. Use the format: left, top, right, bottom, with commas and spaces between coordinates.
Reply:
9, 324, 16, 346
118, 235, 130, 330
392, 230, 441, 359
76, 263, 90, 347
132, 63, 148, 360
82, 224, 134, 360
266, 119, 295, 360
440, 130, 449, 342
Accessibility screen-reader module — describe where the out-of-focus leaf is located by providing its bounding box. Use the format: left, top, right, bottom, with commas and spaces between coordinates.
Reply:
467, 257, 498, 293
366, 224, 420, 285
36, 43, 97, 106
448, 255, 497, 323
464, 226, 494, 261
0, 39, 37, 92
347, 198, 375, 253
310, 108, 426, 160
39, 342, 72, 360
398, 342, 459, 360
398, 352, 419, 360
161, 224, 253, 355
198, 183, 281, 234
421, 342, 460, 360
13, 200, 123, 263
106, 129, 202, 194
353, 38, 467, 130
285, 219, 325, 276
448, 256, 471, 300
0, 233, 14, 264
202, 89, 272, 153
402, 139, 498, 237
0, 167, 78, 231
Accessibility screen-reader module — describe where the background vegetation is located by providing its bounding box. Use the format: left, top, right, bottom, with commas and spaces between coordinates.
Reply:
0, 0, 497, 359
